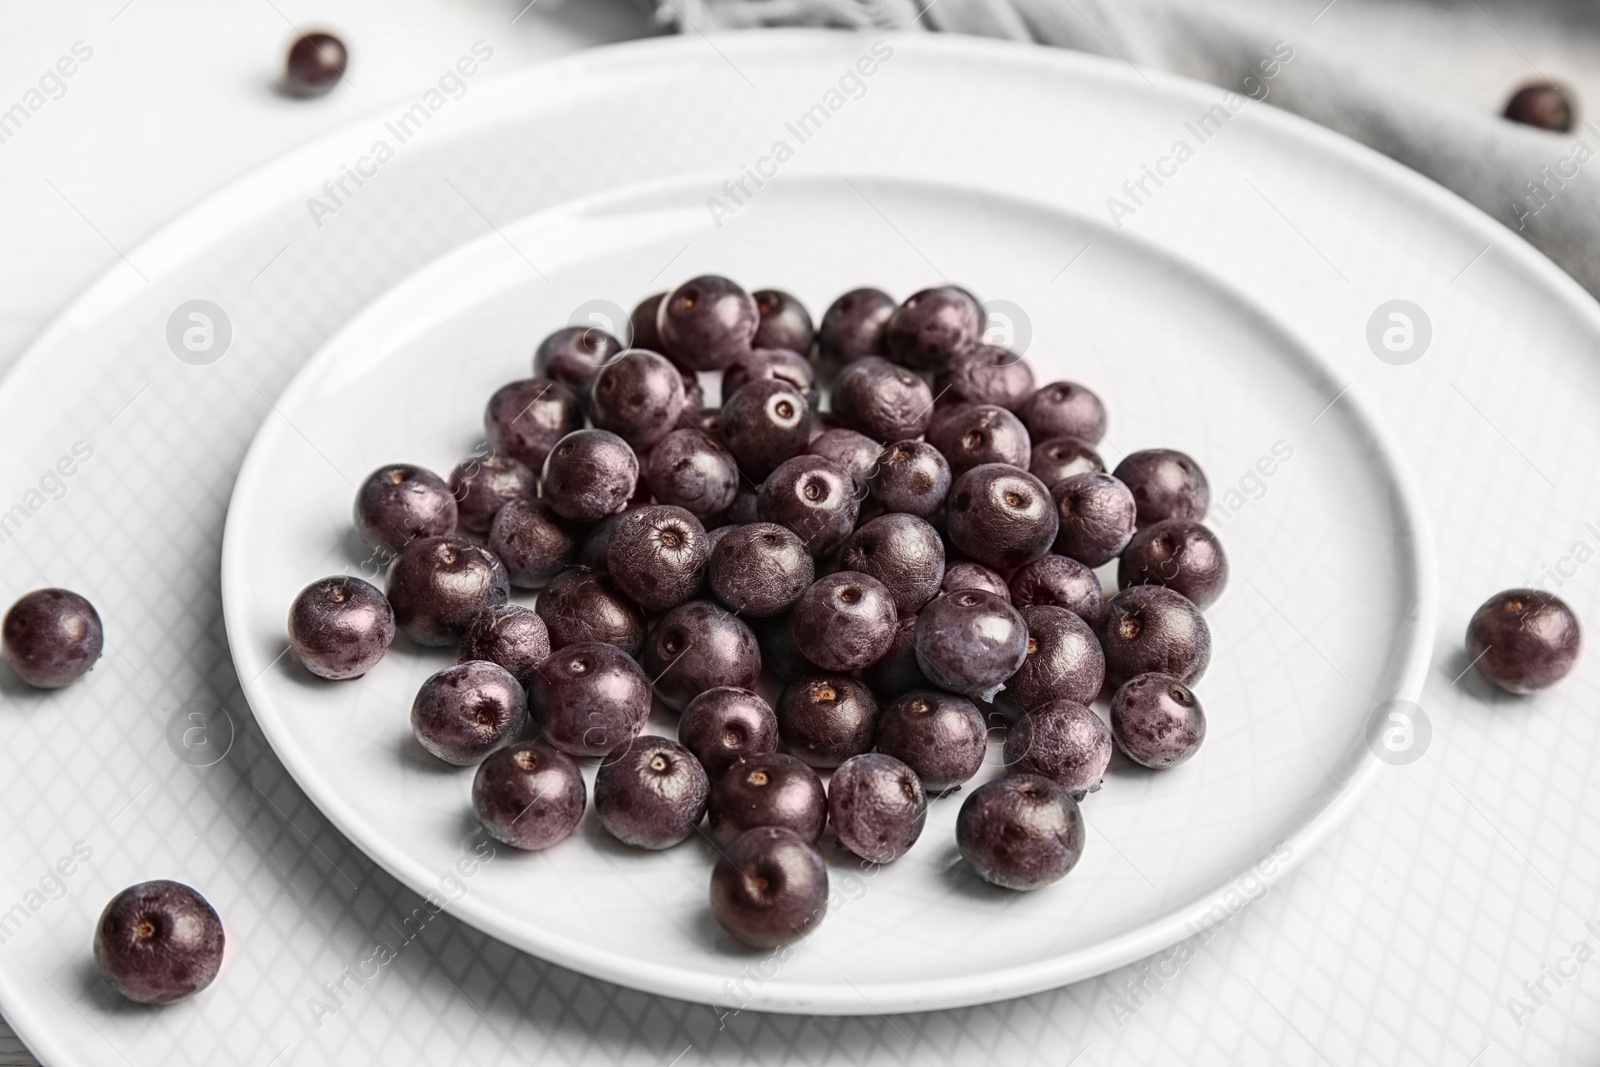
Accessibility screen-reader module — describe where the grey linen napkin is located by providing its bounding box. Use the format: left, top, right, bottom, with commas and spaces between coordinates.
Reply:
654, 0, 1600, 300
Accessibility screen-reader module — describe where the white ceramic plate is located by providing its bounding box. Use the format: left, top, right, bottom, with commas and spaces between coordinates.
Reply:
220, 168, 1434, 1012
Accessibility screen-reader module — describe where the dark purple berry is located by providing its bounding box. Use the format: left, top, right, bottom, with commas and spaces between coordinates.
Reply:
935, 345, 1035, 411
488, 497, 576, 589
860, 614, 931, 702
875, 689, 986, 793
928, 404, 1031, 474
839, 514, 945, 616
473, 742, 586, 850
605, 504, 709, 612
1505, 81, 1574, 132
707, 522, 814, 616
789, 572, 898, 672
914, 588, 1029, 701
1051, 471, 1135, 566
285, 32, 346, 96
709, 826, 828, 949
385, 535, 507, 646
1005, 605, 1104, 711
541, 429, 640, 523
828, 753, 926, 863
775, 671, 878, 768
817, 287, 894, 369
724, 347, 817, 407
459, 603, 549, 689
1030, 436, 1105, 487
757, 455, 860, 556
1004, 699, 1111, 799
726, 484, 760, 526
449, 454, 534, 534
946, 464, 1058, 571
657, 275, 759, 371
286, 577, 392, 681
642, 600, 761, 711
1119, 518, 1229, 609
643, 429, 738, 519
595, 735, 709, 849
940, 561, 1010, 601
884, 286, 983, 372
353, 464, 457, 553
752, 289, 814, 354
535, 567, 644, 655
1110, 673, 1206, 768
591, 349, 687, 449
1017, 382, 1107, 445
868, 440, 951, 518
832, 356, 935, 442
411, 661, 527, 766
1098, 585, 1211, 687
807, 428, 881, 489
484, 379, 585, 472
533, 325, 623, 395
719, 379, 811, 479
707, 752, 826, 844
1008, 555, 1103, 623
956, 774, 1084, 891
1113, 449, 1210, 526
629, 293, 665, 352
679, 687, 779, 778
2, 588, 102, 689
93, 880, 223, 1004
1467, 588, 1582, 694
528, 642, 651, 758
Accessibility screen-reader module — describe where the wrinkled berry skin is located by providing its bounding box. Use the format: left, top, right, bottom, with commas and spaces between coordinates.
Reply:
860, 614, 932, 702
719, 379, 811, 479
353, 463, 457, 553
708, 522, 814, 617
605, 505, 709, 612
629, 293, 666, 352
875, 689, 987, 793
758, 455, 860, 557
645, 429, 739, 519
1113, 448, 1210, 526
484, 379, 586, 472
808, 428, 881, 489
1466, 588, 1582, 694
1018, 381, 1107, 445
776, 671, 879, 768
941, 561, 1010, 601
449, 454, 534, 534
1008, 554, 1103, 624
595, 735, 710, 849
828, 753, 927, 864
528, 642, 651, 758
1, 588, 102, 690
534, 325, 624, 395
752, 289, 815, 354
489, 497, 576, 589
1051, 471, 1136, 567
956, 774, 1085, 891
817, 287, 895, 369
386, 535, 508, 646
1098, 585, 1212, 687
541, 429, 640, 523
473, 742, 586, 850
832, 357, 935, 442
643, 600, 762, 712
287, 577, 393, 681
1005, 605, 1105, 711
657, 275, 760, 371
679, 687, 780, 779
535, 567, 644, 655
724, 347, 818, 407
93, 880, 224, 1005
590, 349, 687, 449
707, 753, 827, 845
946, 464, 1058, 572
914, 589, 1029, 701
1110, 673, 1206, 768
458, 603, 549, 689
869, 440, 951, 518
789, 572, 899, 672
839, 514, 945, 617
1004, 699, 1112, 799
927, 404, 1031, 474
1030, 436, 1105, 488
936, 345, 1035, 411
411, 660, 528, 766
884, 286, 984, 372
1119, 519, 1229, 609
709, 826, 828, 949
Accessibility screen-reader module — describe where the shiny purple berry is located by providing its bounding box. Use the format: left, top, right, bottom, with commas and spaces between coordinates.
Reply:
287, 576, 393, 680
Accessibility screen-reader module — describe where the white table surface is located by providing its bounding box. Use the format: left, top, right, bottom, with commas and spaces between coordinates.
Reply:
1, 1, 1595, 1064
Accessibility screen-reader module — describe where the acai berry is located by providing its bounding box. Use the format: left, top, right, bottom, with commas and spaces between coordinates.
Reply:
828, 753, 927, 864
1466, 588, 1582, 694
914, 589, 1029, 701
287, 577, 394, 681
956, 774, 1085, 891
709, 826, 828, 949
1110, 673, 1206, 768
707, 752, 827, 845
472, 742, 586, 850
775, 671, 878, 769
93, 880, 225, 1004
874, 689, 987, 794
385, 535, 508, 646
410, 660, 527, 766
678, 687, 780, 778
594, 735, 710, 849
